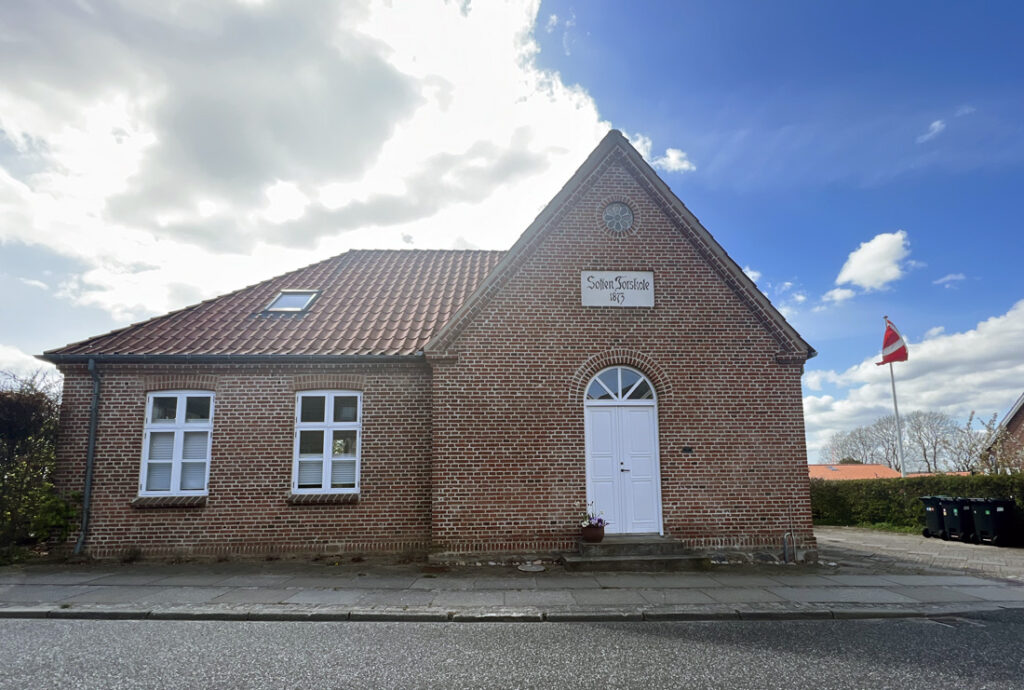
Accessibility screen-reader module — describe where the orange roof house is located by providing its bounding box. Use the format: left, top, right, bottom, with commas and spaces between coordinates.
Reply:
41, 131, 818, 561
808, 464, 901, 480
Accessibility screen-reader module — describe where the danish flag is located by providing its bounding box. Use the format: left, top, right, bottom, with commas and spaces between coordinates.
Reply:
876, 316, 908, 365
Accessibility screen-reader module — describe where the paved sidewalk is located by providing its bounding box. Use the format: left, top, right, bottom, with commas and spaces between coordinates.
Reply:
2, 556, 1023, 623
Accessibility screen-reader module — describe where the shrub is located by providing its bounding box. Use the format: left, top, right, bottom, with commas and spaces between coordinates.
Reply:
1, 371, 73, 563
810, 475, 1024, 534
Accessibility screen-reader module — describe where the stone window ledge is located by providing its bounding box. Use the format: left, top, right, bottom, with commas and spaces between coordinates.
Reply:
287, 493, 359, 505
131, 495, 207, 509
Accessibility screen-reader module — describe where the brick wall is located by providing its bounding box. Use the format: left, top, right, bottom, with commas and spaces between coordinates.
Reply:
427, 151, 816, 553
54, 361, 432, 558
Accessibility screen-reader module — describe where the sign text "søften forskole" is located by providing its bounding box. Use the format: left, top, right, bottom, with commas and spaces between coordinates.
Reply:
580, 271, 654, 307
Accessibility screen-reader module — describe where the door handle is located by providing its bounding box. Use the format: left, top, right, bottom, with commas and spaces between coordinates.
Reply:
620, 468, 630, 472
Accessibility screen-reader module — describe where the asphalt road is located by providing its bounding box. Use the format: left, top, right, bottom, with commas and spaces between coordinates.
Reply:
3, 612, 1023, 689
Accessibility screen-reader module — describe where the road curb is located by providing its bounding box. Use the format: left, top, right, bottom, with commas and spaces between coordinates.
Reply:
0, 605, 1015, 623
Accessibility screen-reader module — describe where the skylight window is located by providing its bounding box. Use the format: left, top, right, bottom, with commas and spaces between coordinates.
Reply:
266, 290, 318, 312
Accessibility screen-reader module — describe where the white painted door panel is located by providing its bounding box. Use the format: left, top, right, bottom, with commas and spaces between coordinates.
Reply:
585, 405, 661, 534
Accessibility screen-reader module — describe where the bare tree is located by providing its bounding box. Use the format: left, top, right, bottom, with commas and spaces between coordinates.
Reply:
905, 411, 956, 472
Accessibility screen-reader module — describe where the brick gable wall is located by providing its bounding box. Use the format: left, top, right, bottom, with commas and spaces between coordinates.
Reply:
55, 362, 432, 558
428, 156, 815, 553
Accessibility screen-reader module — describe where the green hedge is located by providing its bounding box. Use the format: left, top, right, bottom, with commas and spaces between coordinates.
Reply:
810, 475, 1024, 532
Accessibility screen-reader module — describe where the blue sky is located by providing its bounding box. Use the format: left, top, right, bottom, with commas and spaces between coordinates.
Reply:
1, 1, 1022, 459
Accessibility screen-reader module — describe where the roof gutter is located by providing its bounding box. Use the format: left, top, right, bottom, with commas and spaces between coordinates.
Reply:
74, 358, 100, 556
38, 354, 425, 365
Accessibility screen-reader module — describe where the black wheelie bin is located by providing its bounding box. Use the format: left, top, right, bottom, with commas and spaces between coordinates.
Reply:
939, 497, 976, 542
969, 498, 1017, 546
920, 495, 948, 539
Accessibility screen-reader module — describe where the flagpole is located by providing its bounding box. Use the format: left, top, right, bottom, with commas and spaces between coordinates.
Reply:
888, 361, 906, 477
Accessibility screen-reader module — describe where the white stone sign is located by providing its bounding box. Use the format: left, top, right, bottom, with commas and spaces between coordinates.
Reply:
580, 271, 654, 307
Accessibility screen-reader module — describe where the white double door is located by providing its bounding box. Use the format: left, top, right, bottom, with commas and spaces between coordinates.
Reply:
585, 405, 662, 534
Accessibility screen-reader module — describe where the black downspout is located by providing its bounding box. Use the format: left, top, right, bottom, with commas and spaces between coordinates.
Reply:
74, 359, 100, 555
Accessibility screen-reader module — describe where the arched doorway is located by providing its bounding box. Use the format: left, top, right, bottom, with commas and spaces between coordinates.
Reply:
583, 366, 662, 534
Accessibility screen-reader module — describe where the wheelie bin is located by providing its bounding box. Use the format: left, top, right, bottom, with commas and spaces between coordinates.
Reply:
920, 495, 949, 539
939, 497, 975, 542
969, 498, 1017, 546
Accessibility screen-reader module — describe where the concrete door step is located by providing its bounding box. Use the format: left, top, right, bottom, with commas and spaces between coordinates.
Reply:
561, 553, 712, 572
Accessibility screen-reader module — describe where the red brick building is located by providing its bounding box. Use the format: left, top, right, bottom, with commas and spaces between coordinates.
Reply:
42, 131, 818, 559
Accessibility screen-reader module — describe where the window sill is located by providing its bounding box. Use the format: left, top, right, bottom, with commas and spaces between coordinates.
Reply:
287, 493, 360, 505
131, 495, 208, 509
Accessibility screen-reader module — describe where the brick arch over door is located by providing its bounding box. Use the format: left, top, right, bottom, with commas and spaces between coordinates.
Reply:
568, 349, 671, 406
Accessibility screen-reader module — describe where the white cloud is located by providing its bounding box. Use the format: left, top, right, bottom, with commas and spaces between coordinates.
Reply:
652, 148, 696, 173
822, 287, 856, 304
742, 266, 762, 282
916, 119, 946, 143
835, 230, 909, 291
0, 344, 52, 376
792, 292, 807, 303
803, 299, 1024, 459
18, 278, 48, 290
933, 273, 965, 287
924, 326, 945, 339
0, 1, 613, 322
955, 105, 976, 117
545, 13, 558, 32
626, 132, 652, 160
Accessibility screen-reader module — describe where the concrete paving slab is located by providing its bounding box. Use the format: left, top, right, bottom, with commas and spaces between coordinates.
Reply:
210, 588, 295, 604
701, 588, 784, 604
280, 575, 356, 588
282, 589, 363, 605
643, 574, 720, 588
946, 586, 1024, 602
533, 575, 601, 590
706, 575, 780, 587
410, 576, 476, 590
131, 586, 233, 604
63, 586, 162, 604
503, 590, 575, 606
472, 576, 537, 590
766, 575, 837, 586
570, 589, 647, 606
356, 590, 436, 607
643, 606, 739, 621
216, 574, 296, 588
431, 591, 504, 607
879, 575, 995, 586
5, 571, 107, 585
767, 587, 916, 604
85, 572, 170, 586
150, 574, 233, 587
637, 589, 716, 605
593, 573, 661, 588
344, 575, 418, 589
821, 575, 903, 586
0, 585, 94, 603
887, 586, 986, 603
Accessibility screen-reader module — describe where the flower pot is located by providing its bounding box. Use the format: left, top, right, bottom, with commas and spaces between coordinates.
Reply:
581, 525, 605, 543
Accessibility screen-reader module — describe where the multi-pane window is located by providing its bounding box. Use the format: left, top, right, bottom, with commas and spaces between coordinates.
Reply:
140, 391, 214, 495
293, 391, 361, 493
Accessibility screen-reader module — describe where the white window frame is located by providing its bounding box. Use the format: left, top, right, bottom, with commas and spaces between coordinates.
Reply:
139, 390, 214, 496
266, 289, 319, 312
292, 390, 362, 494
584, 366, 657, 406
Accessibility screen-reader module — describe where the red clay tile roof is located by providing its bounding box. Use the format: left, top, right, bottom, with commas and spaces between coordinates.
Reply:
45, 250, 505, 358
808, 464, 902, 480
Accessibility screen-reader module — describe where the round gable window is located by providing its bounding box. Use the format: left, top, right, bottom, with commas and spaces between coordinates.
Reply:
602, 202, 634, 233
